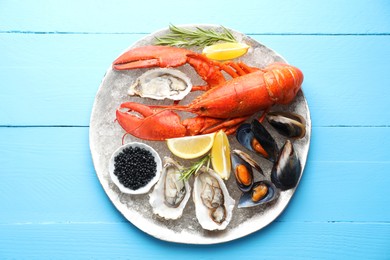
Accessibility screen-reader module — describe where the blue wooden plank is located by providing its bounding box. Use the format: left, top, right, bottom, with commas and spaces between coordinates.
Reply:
0, 67, 100, 126
0, 0, 389, 34
0, 33, 131, 69
310, 126, 390, 162
254, 35, 390, 128
1, 34, 390, 126
0, 33, 135, 126
0, 127, 124, 224
0, 127, 389, 225
280, 160, 390, 222
0, 222, 389, 259
1, 0, 389, 259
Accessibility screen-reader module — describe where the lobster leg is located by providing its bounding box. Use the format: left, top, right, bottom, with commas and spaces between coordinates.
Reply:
217, 62, 247, 77
181, 117, 225, 136
182, 115, 250, 135
199, 116, 250, 134
190, 85, 212, 92
184, 53, 226, 89
258, 107, 271, 122
237, 62, 259, 73
190, 59, 260, 89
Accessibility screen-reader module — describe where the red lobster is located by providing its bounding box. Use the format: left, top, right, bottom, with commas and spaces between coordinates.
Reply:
113, 46, 303, 141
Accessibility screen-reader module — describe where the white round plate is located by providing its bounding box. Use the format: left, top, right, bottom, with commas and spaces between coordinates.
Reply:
89, 24, 311, 244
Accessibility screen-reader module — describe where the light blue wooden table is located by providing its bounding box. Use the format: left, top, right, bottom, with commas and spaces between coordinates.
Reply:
1, 1, 389, 259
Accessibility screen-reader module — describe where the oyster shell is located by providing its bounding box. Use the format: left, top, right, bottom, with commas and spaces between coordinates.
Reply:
128, 68, 192, 100
193, 167, 235, 231
149, 157, 191, 220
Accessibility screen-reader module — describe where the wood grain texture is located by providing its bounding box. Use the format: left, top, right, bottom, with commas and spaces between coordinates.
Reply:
0, 127, 388, 225
1, 0, 389, 258
1, 222, 389, 259
0, 0, 389, 34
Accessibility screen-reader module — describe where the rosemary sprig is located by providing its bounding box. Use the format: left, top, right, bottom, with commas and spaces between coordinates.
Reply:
155, 24, 237, 48
180, 154, 211, 181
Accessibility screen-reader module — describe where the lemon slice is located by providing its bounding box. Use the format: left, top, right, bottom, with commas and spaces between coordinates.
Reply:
167, 133, 215, 159
202, 42, 250, 61
211, 130, 231, 180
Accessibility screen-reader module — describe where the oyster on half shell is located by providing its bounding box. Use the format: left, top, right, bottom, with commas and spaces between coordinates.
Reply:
128, 68, 192, 100
193, 167, 235, 231
149, 157, 191, 220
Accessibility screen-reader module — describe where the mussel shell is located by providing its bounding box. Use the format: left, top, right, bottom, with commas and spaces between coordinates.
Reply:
231, 153, 254, 193
251, 120, 279, 162
232, 149, 264, 176
236, 123, 254, 151
238, 181, 278, 208
271, 140, 302, 191
266, 111, 306, 138
236, 121, 279, 162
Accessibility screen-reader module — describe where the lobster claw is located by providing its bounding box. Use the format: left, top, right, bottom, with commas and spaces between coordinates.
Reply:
112, 45, 227, 89
112, 46, 192, 70
116, 102, 187, 141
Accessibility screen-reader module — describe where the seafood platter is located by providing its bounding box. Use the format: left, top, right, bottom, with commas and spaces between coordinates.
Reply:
89, 24, 311, 244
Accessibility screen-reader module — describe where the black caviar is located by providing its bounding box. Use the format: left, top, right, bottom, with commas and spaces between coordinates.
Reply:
113, 146, 157, 190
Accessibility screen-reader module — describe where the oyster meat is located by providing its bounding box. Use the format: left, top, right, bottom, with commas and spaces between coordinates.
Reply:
193, 167, 235, 231
128, 68, 192, 100
149, 157, 191, 220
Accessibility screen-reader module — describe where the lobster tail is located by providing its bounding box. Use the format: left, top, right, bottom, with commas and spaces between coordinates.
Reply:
263, 63, 303, 105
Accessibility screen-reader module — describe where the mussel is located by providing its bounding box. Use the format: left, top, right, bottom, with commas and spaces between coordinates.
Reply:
266, 111, 306, 139
236, 120, 279, 162
231, 152, 255, 193
271, 140, 301, 191
238, 181, 278, 208
232, 149, 264, 176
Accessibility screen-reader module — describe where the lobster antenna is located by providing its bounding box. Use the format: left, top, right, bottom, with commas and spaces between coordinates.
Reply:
150, 104, 192, 113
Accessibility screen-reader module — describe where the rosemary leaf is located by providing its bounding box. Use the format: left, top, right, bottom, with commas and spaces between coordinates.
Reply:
155, 24, 237, 48
180, 154, 211, 181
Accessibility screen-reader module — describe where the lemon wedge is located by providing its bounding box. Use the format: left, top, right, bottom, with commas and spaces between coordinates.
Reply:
167, 133, 215, 159
202, 42, 250, 61
211, 130, 231, 180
